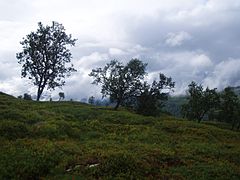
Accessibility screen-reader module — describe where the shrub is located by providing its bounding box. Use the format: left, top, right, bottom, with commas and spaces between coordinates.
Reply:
23, 93, 32, 100
0, 139, 63, 179
92, 153, 142, 178
0, 120, 29, 140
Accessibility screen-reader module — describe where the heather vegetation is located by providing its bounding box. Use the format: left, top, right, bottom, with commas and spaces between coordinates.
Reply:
0, 92, 240, 179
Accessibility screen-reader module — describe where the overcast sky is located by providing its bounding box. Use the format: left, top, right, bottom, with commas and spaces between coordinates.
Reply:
0, 0, 240, 100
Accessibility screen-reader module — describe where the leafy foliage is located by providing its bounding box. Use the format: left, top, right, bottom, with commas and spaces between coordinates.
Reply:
182, 81, 220, 122
89, 59, 175, 116
23, 93, 32, 100
59, 92, 65, 101
17, 21, 77, 101
181, 82, 240, 128
218, 87, 240, 130
89, 59, 147, 109
136, 73, 175, 116
88, 96, 95, 105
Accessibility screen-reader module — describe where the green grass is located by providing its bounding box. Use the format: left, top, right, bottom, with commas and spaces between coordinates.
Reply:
0, 92, 240, 179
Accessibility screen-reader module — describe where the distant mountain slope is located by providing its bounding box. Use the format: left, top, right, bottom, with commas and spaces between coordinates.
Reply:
163, 95, 188, 117
230, 86, 240, 96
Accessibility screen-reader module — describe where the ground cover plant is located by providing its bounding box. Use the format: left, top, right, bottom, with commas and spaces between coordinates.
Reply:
0, 92, 239, 179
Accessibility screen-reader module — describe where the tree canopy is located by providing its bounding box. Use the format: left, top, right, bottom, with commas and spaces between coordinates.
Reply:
17, 21, 77, 101
181, 81, 219, 122
219, 87, 240, 129
89, 59, 147, 110
136, 74, 175, 116
89, 59, 175, 115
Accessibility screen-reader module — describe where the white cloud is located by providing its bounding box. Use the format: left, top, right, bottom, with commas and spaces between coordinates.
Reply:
128, 44, 148, 53
147, 51, 213, 94
203, 58, 240, 89
165, 31, 192, 47
0, 61, 19, 80
190, 54, 212, 67
75, 52, 109, 70
109, 48, 125, 55
0, 0, 240, 98
0, 77, 31, 96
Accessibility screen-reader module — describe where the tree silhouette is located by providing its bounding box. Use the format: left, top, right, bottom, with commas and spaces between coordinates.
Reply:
88, 96, 95, 105
23, 93, 32, 100
219, 87, 240, 129
17, 21, 77, 101
136, 74, 175, 116
59, 92, 65, 101
89, 59, 147, 110
181, 81, 219, 122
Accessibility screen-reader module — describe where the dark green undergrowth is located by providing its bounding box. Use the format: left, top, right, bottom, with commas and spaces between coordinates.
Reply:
0, 92, 240, 179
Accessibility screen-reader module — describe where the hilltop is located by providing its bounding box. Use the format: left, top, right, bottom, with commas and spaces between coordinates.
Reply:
0, 92, 240, 179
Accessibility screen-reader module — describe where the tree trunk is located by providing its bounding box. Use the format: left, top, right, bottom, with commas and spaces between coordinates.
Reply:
37, 76, 44, 101
37, 86, 41, 101
114, 100, 121, 110
37, 85, 45, 101
197, 110, 207, 123
37, 78, 47, 101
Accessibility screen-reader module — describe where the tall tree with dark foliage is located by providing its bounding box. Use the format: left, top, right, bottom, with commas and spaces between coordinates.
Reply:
89, 59, 147, 110
219, 87, 240, 130
136, 74, 175, 116
17, 21, 77, 101
181, 81, 220, 122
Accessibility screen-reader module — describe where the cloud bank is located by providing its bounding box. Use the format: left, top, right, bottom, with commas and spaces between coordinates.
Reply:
0, 0, 240, 100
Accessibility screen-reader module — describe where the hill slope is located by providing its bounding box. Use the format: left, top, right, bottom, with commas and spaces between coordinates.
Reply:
0, 93, 240, 179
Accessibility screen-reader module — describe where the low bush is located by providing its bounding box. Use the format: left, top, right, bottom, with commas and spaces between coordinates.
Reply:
0, 120, 29, 140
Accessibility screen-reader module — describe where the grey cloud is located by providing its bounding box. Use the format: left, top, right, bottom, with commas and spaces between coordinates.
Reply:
0, 0, 34, 21
0, 77, 31, 96
146, 51, 213, 94
0, 62, 19, 81
203, 59, 240, 89
117, 0, 240, 61
0, 0, 240, 99
165, 31, 192, 47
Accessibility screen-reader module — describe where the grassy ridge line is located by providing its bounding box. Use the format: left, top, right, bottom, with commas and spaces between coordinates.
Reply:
0, 92, 240, 179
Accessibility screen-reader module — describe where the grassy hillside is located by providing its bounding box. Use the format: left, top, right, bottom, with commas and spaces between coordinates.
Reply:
0, 92, 240, 179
